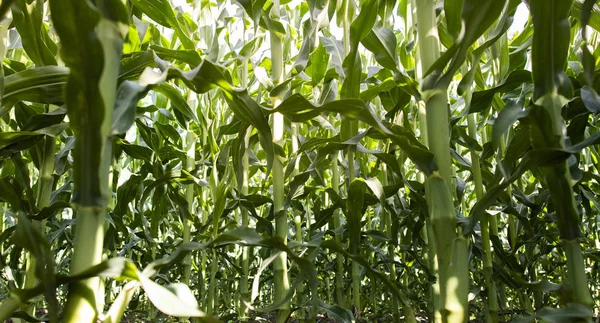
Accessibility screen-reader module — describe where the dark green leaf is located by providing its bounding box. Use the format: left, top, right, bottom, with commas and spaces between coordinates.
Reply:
529, 0, 574, 101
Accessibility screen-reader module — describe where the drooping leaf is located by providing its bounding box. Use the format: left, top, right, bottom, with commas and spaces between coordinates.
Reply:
361, 23, 399, 71
130, 0, 194, 50
11, 0, 57, 66
0, 66, 68, 116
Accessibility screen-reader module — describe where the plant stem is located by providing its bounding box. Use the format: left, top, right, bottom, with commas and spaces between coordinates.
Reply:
269, 2, 290, 322
529, 0, 593, 310
58, 11, 124, 320
468, 114, 498, 323
382, 163, 401, 323
239, 24, 251, 320
207, 249, 219, 316
64, 207, 106, 322
183, 123, 195, 285
416, 0, 468, 321
340, 0, 361, 313
332, 154, 345, 306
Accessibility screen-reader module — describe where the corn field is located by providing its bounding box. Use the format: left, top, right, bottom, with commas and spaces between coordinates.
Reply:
0, 0, 600, 322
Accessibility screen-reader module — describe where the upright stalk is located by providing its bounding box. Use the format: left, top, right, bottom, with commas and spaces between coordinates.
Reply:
410, 2, 440, 319
23, 135, 56, 318
415, 1, 468, 322
0, 0, 3, 244
269, 1, 290, 322
239, 18, 251, 322
50, 1, 127, 319
468, 114, 498, 323
382, 162, 401, 323
529, 0, 593, 311
331, 155, 345, 306
340, 0, 360, 313
183, 118, 196, 286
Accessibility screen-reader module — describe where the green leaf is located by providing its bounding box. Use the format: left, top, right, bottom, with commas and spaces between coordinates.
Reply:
0, 131, 44, 154
1, 66, 68, 116
114, 174, 142, 216
445, 0, 464, 41
131, 0, 194, 50
468, 70, 532, 114
306, 43, 330, 85
529, 0, 575, 101
49, 0, 127, 206
348, 0, 378, 48
151, 45, 202, 66
138, 170, 206, 214
361, 24, 399, 71
138, 276, 217, 320
153, 84, 198, 124
21, 107, 66, 132
275, 94, 389, 133
573, 0, 600, 33
317, 302, 354, 323
320, 36, 345, 79
293, 19, 314, 74
360, 78, 397, 102
30, 201, 71, 221
11, 0, 57, 66
423, 0, 508, 91
240, 35, 264, 59
577, 0, 598, 84
164, 60, 274, 174
12, 213, 58, 322
581, 85, 600, 113
463, 147, 581, 236
113, 81, 146, 135
233, 0, 267, 32
347, 178, 366, 254
492, 99, 529, 151
341, 0, 378, 99
117, 140, 153, 161
535, 305, 593, 323
0, 177, 26, 211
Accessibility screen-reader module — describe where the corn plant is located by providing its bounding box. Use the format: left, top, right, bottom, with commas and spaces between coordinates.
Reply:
1, 0, 600, 323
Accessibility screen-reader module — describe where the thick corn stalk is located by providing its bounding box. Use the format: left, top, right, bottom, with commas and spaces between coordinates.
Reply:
528, 0, 593, 312
269, 1, 290, 322
415, 0, 469, 321
48, 0, 127, 321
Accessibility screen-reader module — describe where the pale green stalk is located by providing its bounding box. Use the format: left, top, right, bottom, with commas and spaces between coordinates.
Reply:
331, 155, 345, 306
339, 0, 360, 313
415, 1, 468, 321
410, 1, 440, 318
183, 118, 196, 286
63, 18, 124, 322
183, 118, 196, 323
537, 93, 593, 310
23, 135, 56, 318
468, 114, 497, 323
382, 165, 400, 323
480, 128, 505, 312
269, 2, 290, 321
199, 106, 209, 312
239, 17, 251, 322
207, 249, 219, 316
411, 1, 439, 320
290, 124, 305, 322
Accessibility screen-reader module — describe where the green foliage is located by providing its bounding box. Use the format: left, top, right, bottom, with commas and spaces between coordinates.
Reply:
0, 0, 599, 323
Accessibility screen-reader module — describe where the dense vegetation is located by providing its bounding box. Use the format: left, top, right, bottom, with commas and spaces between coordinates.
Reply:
0, 0, 600, 322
